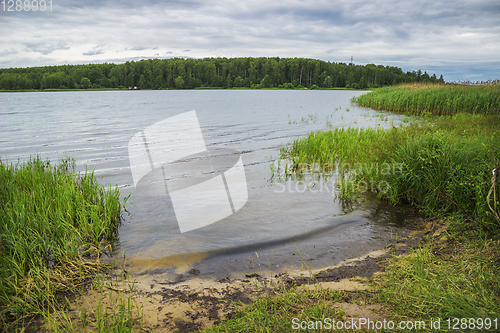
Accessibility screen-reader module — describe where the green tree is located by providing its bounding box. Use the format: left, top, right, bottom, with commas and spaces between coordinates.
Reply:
261, 75, 272, 88
80, 77, 91, 89
0, 74, 33, 90
233, 76, 243, 87
0, 57, 446, 91
347, 72, 355, 87
324, 76, 333, 88
174, 76, 184, 89
139, 75, 146, 89
359, 76, 368, 89
100, 77, 112, 88
421, 71, 430, 82
125, 73, 134, 87
88, 67, 103, 85
71, 68, 87, 85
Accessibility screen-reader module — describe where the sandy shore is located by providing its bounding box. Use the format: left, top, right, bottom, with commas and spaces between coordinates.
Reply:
61, 218, 446, 332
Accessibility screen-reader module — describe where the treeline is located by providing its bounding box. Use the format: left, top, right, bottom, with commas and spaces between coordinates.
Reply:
0, 57, 444, 90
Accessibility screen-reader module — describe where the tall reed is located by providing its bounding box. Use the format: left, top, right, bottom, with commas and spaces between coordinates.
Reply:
353, 82, 500, 116
0, 156, 126, 330
281, 114, 500, 234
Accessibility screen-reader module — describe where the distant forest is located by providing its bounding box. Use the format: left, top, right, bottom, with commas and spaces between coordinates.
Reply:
0, 57, 444, 90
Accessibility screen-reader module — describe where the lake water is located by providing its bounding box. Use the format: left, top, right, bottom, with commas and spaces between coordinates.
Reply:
0, 90, 423, 280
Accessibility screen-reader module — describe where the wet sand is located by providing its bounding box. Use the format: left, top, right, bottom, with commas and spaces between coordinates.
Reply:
64, 218, 446, 332
121, 196, 429, 285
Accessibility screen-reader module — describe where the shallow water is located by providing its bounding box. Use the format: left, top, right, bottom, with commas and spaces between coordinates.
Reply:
0, 90, 423, 279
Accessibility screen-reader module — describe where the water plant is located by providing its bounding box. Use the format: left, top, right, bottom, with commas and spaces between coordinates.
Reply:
0, 156, 128, 331
281, 114, 500, 226
353, 82, 500, 116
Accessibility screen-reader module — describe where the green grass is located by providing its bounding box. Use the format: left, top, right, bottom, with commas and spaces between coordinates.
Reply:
353, 83, 500, 116
205, 286, 351, 333
42, 256, 146, 333
373, 216, 500, 322
280, 113, 500, 227
0, 156, 128, 331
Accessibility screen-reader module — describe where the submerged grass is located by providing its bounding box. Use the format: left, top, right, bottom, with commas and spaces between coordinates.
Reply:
353, 82, 500, 116
0, 156, 127, 331
281, 113, 500, 227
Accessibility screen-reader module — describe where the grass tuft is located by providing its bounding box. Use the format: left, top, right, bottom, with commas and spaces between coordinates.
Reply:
0, 156, 126, 331
205, 287, 349, 333
372, 214, 500, 322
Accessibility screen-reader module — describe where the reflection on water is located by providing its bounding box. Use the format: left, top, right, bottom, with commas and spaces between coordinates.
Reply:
0, 90, 423, 279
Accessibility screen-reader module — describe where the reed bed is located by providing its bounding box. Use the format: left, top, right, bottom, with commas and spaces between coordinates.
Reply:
0, 156, 125, 330
353, 82, 500, 116
281, 114, 500, 226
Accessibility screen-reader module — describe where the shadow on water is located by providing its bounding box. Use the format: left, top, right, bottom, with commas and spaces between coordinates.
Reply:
119, 173, 426, 282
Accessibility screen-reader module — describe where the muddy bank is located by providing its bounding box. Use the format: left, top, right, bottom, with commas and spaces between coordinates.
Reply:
64, 218, 445, 332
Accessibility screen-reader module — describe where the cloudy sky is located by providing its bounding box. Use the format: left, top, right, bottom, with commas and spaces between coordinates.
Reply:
1, 0, 499, 82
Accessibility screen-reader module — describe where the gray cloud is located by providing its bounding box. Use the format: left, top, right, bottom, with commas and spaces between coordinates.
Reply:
23, 40, 70, 55
0, 48, 19, 57
129, 46, 159, 51
0, 0, 499, 81
83, 49, 105, 56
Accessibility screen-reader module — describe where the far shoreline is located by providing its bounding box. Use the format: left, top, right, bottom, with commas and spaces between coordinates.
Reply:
0, 87, 371, 93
